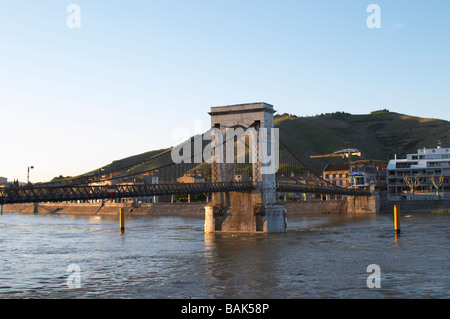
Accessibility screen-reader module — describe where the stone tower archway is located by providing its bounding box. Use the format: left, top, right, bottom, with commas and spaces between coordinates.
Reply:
204, 103, 286, 233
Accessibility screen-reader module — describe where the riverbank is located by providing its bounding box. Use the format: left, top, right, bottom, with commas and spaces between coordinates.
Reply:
3, 198, 450, 217
1, 202, 206, 217
2, 200, 371, 216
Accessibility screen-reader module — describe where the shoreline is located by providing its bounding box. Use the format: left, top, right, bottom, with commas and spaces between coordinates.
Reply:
3, 199, 450, 217
1, 202, 206, 217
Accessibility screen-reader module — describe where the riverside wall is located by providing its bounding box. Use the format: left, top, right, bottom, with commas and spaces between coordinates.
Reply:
284, 200, 347, 214
284, 195, 378, 214
3, 199, 371, 217
1, 202, 206, 217
377, 191, 450, 212
4, 194, 448, 217
380, 199, 450, 213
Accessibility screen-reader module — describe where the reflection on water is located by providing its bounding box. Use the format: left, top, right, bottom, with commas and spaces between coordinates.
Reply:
0, 212, 448, 298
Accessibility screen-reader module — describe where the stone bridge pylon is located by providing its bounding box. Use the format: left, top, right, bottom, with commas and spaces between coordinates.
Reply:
204, 103, 286, 233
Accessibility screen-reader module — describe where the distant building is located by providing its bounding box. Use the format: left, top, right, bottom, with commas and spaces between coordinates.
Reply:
143, 174, 159, 185
375, 163, 388, 191
177, 173, 205, 184
0, 177, 7, 184
387, 146, 450, 199
323, 164, 350, 187
323, 162, 377, 188
88, 172, 128, 186
349, 162, 377, 188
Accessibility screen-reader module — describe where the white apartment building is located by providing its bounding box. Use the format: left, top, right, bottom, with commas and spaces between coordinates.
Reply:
387, 146, 450, 199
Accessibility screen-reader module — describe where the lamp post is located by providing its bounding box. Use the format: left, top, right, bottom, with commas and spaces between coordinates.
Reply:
27, 166, 34, 184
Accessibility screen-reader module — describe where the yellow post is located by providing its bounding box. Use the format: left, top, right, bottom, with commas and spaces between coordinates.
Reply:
120, 208, 125, 232
394, 205, 400, 234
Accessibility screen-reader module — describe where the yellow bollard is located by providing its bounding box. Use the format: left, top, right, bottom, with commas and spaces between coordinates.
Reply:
120, 208, 125, 232
394, 205, 400, 234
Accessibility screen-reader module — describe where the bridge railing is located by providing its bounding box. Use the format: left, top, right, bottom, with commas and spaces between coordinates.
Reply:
0, 182, 256, 205
276, 182, 372, 197
0, 181, 372, 205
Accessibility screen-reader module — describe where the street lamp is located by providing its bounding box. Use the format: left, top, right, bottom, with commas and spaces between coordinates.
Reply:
27, 166, 34, 184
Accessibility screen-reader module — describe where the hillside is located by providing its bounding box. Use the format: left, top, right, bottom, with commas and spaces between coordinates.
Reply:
50, 148, 170, 184
275, 110, 450, 173
50, 110, 450, 183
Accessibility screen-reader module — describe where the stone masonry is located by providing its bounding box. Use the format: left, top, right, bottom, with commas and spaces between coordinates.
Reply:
204, 103, 286, 233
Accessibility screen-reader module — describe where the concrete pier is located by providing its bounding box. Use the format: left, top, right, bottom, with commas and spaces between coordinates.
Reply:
205, 103, 286, 233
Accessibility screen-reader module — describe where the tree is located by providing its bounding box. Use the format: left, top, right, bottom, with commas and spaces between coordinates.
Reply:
429, 174, 444, 197
403, 175, 424, 198
370, 109, 390, 115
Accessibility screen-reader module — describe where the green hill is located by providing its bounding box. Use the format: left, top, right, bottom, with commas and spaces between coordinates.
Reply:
50, 110, 450, 183
275, 110, 450, 173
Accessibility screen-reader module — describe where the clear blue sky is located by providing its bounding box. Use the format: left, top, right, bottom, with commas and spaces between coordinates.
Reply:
1, 0, 449, 182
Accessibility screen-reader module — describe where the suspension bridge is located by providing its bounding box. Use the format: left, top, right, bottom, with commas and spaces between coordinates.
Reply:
0, 180, 370, 205
0, 103, 374, 232
0, 135, 371, 205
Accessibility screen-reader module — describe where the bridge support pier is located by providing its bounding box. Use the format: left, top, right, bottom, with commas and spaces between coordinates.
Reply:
205, 193, 286, 233
0, 204, 3, 215
346, 193, 380, 214
205, 103, 286, 233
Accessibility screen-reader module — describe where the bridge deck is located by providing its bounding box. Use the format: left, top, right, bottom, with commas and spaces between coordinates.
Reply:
0, 182, 371, 205
276, 183, 372, 197
0, 182, 255, 205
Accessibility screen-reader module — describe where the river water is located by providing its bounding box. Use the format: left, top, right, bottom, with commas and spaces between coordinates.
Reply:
0, 211, 448, 299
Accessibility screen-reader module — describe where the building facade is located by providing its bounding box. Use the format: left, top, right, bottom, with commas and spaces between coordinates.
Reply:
387, 146, 450, 199
323, 164, 351, 187
177, 173, 205, 184
143, 174, 159, 185
349, 162, 377, 188
323, 162, 377, 189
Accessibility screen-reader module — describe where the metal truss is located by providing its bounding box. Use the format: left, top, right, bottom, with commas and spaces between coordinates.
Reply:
0, 182, 256, 204
0, 181, 371, 205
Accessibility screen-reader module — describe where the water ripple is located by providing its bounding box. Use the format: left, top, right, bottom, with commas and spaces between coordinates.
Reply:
0, 212, 449, 298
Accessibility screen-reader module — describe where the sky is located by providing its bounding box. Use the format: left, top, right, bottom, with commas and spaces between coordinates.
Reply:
0, 0, 449, 183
